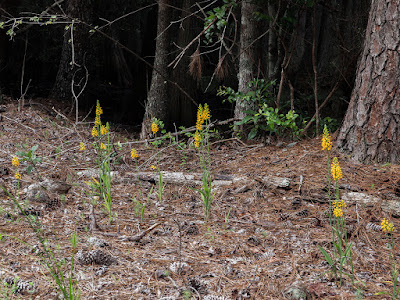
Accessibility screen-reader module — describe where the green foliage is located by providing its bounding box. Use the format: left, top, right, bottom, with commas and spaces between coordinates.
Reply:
204, 0, 238, 45
2, 188, 80, 299
153, 167, 164, 203
150, 118, 166, 148
182, 289, 193, 300
194, 169, 215, 221
192, 104, 215, 221
176, 141, 188, 167
93, 122, 114, 221
318, 127, 354, 287
218, 79, 301, 139
16, 144, 42, 175
205, 226, 215, 241
132, 187, 152, 222
375, 223, 400, 299
218, 78, 276, 106
0, 275, 21, 299
91, 101, 114, 221
321, 116, 339, 134
150, 118, 166, 202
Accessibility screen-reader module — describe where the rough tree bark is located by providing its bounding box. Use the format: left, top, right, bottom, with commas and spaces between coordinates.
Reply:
140, 0, 171, 139
234, 0, 258, 120
337, 0, 400, 163
170, 0, 197, 126
50, 0, 93, 100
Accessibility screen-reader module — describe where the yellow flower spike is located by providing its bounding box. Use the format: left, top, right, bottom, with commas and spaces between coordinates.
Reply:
322, 125, 332, 151
80, 142, 86, 151
331, 157, 343, 181
194, 131, 201, 148
381, 218, 395, 232
96, 100, 103, 116
196, 104, 206, 131
196, 121, 203, 132
131, 149, 139, 159
100, 143, 107, 150
202, 103, 211, 122
12, 156, 19, 167
197, 104, 203, 120
381, 218, 388, 229
196, 121, 203, 131
14, 172, 21, 180
150, 165, 157, 170
151, 122, 159, 135
92, 127, 99, 137
332, 199, 346, 209
95, 115, 101, 126
333, 207, 343, 218
100, 125, 108, 135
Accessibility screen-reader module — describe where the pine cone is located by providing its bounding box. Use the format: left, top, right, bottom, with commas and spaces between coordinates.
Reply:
4, 277, 35, 294
76, 250, 117, 266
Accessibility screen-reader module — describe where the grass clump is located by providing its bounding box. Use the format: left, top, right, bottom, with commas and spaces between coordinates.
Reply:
2, 156, 80, 299
193, 103, 214, 221
90, 100, 114, 221
376, 219, 399, 299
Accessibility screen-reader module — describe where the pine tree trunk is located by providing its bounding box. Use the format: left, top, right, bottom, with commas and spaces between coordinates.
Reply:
170, 0, 197, 126
140, 0, 171, 139
337, 0, 400, 163
50, 0, 93, 101
234, 0, 257, 120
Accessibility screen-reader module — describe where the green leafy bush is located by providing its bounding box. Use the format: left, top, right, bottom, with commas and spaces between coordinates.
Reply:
218, 79, 301, 139
16, 144, 42, 175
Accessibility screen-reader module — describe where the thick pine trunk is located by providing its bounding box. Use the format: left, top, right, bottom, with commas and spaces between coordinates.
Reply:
50, 0, 92, 101
337, 0, 400, 163
234, 0, 257, 120
140, 0, 170, 139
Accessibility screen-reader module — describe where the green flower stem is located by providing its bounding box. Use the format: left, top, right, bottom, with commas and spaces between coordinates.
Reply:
326, 151, 336, 244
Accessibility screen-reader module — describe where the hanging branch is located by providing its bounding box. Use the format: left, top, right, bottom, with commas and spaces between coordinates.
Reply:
2, 6, 198, 108
71, 65, 89, 124
168, 17, 217, 69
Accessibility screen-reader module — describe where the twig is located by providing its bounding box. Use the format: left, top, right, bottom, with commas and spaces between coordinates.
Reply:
19, 34, 29, 112
209, 137, 247, 147
168, 17, 217, 69
172, 218, 182, 268
7, 9, 199, 108
89, 203, 99, 231
288, 79, 294, 111
97, 3, 157, 30
298, 175, 303, 195
119, 223, 160, 242
120, 118, 233, 147
71, 64, 89, 124
2, 115, 36, 132
301, 81, 340, 135
83, 21, 198, 107
70, 20, 77, 67
15, 0, 65, 35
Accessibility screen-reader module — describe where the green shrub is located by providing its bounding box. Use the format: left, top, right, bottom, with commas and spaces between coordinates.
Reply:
218, 79, 301, 139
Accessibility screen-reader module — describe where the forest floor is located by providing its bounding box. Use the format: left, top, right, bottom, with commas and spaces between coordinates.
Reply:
0, 98, 399, 300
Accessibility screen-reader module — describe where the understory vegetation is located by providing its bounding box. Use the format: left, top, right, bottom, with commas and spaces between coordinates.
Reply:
0, 99, 397, 299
